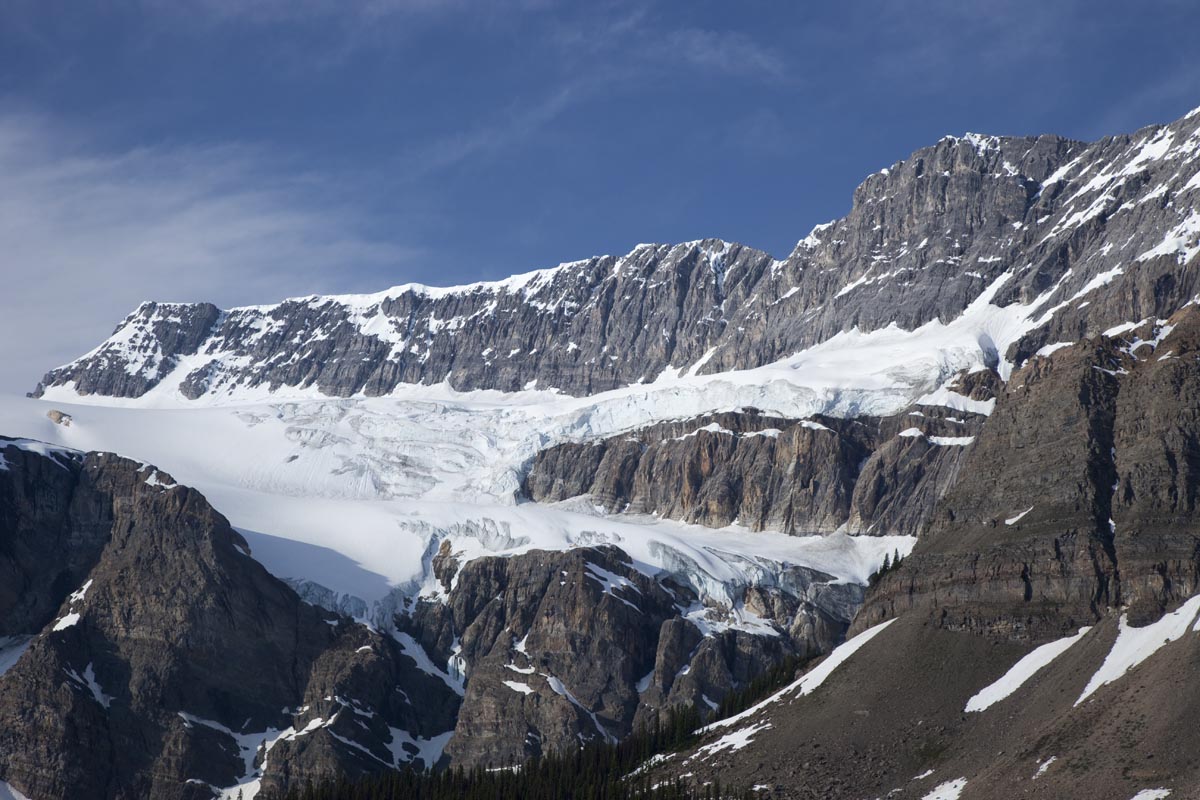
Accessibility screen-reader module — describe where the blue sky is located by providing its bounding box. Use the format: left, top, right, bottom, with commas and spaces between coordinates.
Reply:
2, 0, 1200, 391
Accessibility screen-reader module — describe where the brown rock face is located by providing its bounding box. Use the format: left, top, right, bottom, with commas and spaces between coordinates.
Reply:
523, 405, 985, 538
648, 312, 1200, 800
855, 338, 1126, 640
1110, 312, 1200, 624
0, 442, 459, 800
857, 308, 1200, 641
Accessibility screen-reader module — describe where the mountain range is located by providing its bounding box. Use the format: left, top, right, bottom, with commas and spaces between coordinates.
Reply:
2, 102, 1200, 799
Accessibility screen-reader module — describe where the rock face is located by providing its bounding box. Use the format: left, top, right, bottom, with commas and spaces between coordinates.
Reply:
855, 312, 1200, 640
0, 441, 459, 800
33, 108, 1200, 402
523, 404, 984, 537
645, 310, 1200, 799
855, 337, 1125, 640
398, 542, 860, 768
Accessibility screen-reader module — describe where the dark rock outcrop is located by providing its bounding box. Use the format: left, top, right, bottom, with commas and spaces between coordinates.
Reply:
0, 441, 459, 800
855, 336, 1127, 641
399, 542, 859, 768
523, 405, 985, 537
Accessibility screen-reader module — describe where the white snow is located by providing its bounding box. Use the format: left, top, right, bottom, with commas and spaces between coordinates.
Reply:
177, 711, 294, 800
1035, 342, 1075, 358
584, 562, 641, 610
1128, 790, 1171, 800
1137, 211, 1200, 266
543, 673, 613, 743
0, 437, 76, 469
1005, 507, 1033, 526
64, 663, 115, 708
915, 386, 995, 416
0, 395, 914, 643
68, 579, 93, 604
385, 727, 452, 769
503, 680, 535, 695
701, 618, 897, 732
40, 266, 1062, 427
964, 627, 1090, 712
928, 435, 975, 446
1076, 594, 1200, 705
1033, 756, 1057, 779
0, 260, 1060, 671
689, 721, 772, 762
143, 469, 178, 488
922, 778, 967, 800
52, 612, 81, 631
393, 632, 465, 696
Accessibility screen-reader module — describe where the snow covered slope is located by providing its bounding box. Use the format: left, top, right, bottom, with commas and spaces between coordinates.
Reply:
0, 394, 910, 629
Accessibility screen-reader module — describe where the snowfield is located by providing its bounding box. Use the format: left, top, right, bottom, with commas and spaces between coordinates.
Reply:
3, 263, 1094, 620
0, 391, 913, 631
3, 256, 1114, 626
4, 262, 1099, 623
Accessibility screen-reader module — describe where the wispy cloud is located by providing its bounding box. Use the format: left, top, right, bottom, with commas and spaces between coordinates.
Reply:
547, 6, 789, 83
662, 28, 786, 81
401, 83, 581, 176
0, 112, 413, 394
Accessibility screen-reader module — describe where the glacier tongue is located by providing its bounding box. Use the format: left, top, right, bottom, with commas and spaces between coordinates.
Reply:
0, 392, 912, 631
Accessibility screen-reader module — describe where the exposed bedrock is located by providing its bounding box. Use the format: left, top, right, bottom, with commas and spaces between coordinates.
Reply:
398, 541, 859, 768
858, 308, 1200, 641
0, 442, 459, 800
522, 397, 990, 537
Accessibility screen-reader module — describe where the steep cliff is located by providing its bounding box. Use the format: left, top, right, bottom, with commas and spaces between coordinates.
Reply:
0, 441, 459, 800
522, 404, 984, 537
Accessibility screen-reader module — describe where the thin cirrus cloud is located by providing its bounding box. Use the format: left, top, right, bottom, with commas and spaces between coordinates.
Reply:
0, 112, 414, 395
662, 28, 786, 81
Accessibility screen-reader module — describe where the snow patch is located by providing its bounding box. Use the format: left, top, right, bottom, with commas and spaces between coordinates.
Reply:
689, 721, 772, 762
1035, 342, 1074, 358
1077, 594, 1200, 705
52, 612, 81, 631
701, 618, 897, 732
503, 680, 535, 695
0, 781, 32, 800
1005, 507, 1033, 526
922, 778, 967, 800
393, 632, 465, 696
965, 627, 1090, 712
928, 435, 974, 446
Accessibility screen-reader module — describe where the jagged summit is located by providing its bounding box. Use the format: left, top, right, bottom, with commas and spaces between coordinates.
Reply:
34, 107, 1200, 405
